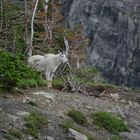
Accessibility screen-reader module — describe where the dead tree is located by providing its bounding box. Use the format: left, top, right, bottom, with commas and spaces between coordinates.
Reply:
25, 0, 40, 57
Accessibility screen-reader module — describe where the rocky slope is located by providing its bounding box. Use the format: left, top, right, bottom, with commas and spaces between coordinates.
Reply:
0, 88, 140, 140
59, 0, 140, 88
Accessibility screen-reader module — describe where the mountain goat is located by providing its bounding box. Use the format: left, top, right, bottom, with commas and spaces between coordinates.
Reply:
28, 52, 68, 88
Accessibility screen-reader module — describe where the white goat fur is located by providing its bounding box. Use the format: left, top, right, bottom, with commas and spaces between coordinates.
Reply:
28, 52, 68, 88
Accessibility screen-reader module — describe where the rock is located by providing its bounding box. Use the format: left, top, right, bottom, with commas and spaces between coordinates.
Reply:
120, 132, 140, 140
68, 128, 88, 140
86, 106, 92, 109
60, 0, 140, 88
15, 111, 29, 116
23, 96, 31, 103
27, 136, 34, 140
128, 119, 140, 132
120, 99, 127, 104
116, 106, 126, 119
125, 105, 130, 110
128, 100, 133, 107
32, 91, 55, 101
110, 93, 120, 101
46, 136, 55, 140
133, 102, 139, 107
0, 108, 2, 111
58, 111, 65, 118
7, 114, 18, 122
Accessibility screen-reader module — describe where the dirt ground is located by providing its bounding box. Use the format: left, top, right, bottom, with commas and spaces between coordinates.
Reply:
0, 87, 140, 140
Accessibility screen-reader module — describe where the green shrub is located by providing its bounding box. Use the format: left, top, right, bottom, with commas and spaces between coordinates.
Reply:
52, 78, 64, 89
0, 51, 46, 90
24, 112, 48, 138
91, 111, 129, 134
67, 109, 88, 126
111, 135, 122, 140
73, 67, 100, 85
3, 129, 23, 140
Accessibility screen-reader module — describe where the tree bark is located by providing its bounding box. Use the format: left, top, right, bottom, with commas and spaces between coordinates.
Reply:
27, 0, 40, 57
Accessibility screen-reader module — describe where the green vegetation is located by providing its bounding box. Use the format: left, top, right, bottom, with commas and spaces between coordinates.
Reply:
1, 1, 26, 54
111, 135, 122, 140
91, 111, 129, 134
18, 78, 47, 89
73, 67, 99, 84
3, 129, 23, 140
52, 78, 64, 89
0, 51, 47, 91
67, 109, 88, 126
90, 80, 119, 89
61, 120, 95, 140
24, 112, 48, 139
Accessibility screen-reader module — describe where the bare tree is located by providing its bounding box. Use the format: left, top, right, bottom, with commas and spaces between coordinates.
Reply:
26, 0, 40, 57
64, 36, 69, 57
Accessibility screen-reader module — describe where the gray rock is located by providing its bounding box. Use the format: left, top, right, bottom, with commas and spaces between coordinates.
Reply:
46, 136, 55, 140
128, 100, 133, 107
32, 91, 55, 101
27, 136, 34, 140
110, 93, 120, 101
116, 106, 126, 119
120, 132, 140, 140
68, 128, 88, 140
23, 96, 31, 103
15, 111, 29, 116
7, 114, 18, 121
59, 0, 140, 88
128, 119, 140, 132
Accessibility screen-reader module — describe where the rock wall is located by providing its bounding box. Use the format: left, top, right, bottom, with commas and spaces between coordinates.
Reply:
59, 0, 140, 88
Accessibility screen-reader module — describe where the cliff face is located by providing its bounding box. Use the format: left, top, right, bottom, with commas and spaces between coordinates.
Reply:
59, 0, 140, 88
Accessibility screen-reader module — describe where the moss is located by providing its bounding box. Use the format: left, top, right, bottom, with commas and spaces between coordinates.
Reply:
91, 111, 129, 134
67, 109, 88, 126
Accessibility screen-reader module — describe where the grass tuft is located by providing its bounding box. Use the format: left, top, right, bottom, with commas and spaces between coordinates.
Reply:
111, 135, 122, 140
3, 129, 23, 140
52, 79, 64, 89
24, 112, 48, 138
67, 109, 88, 126
91, 111, 129, 134
17, 78, 47, 89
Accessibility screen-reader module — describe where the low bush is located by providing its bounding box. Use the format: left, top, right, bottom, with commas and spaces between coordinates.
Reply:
0, 51, 46, 90
111, 135, 122, 140
91, 111, 129, 134
67, 109, 88, 126
24, 112, 48, 138
3, 129, 23, 140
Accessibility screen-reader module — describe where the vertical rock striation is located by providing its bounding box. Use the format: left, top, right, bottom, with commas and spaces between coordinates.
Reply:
59, 0, 140, 88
